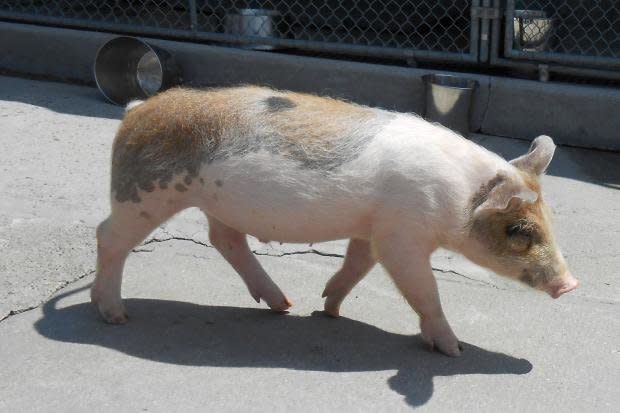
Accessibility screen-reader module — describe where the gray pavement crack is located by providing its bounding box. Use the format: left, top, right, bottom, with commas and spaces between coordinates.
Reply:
253, 249, 344, 258
138, 236, 513, 292
137, 235, 345, 259
138, 235, 502, 291
431, 267, 504, 290
0, 269, 95, 323
4, 234, 611, 325
139, 235, 215, 250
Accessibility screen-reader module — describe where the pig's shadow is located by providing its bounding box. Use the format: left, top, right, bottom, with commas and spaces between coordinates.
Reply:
35, 289, 532, 407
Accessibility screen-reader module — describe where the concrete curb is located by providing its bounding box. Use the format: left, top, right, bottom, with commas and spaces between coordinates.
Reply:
1, 21, 618, 150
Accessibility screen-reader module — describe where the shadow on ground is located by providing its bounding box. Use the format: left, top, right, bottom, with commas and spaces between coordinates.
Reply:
0, 75, 123, 120
36, 288, 532, 407
473, 135, 620, 190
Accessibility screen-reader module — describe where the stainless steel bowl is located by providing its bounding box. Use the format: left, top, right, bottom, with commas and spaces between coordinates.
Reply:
225, 8, 281, 50
513, 10, 554, 52
94, 36, 180, 105
423, 74, 479, 135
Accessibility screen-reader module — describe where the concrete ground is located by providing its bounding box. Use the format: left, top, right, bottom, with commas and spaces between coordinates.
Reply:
0, 75, 618, 412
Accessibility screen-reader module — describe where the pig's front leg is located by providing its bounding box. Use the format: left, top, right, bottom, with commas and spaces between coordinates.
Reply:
374, 235, 461, 357
207, 215, 291, 311
322, 239, 376, 317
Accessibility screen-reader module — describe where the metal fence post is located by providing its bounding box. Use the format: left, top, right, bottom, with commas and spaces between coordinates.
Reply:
188, 0, 197, 36
470, 0, 481, 62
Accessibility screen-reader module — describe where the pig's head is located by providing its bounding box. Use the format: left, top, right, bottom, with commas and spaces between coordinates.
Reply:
462, 136, 578, 298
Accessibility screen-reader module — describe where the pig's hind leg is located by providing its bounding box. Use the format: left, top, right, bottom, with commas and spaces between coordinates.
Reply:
92, 198, 181, 323
322, 239, 376, 317
206, 215, 292, 311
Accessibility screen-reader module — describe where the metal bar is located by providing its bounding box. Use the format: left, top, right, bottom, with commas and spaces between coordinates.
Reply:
0, 11, 477, 63
469, 0, 481, 61
504, 0, 516, 61
188, 0, 197, 34
505, 49, 620, 70
478, 0, 491, 62
490, 56, 620, 81
489, 0, 501, 60
193, 32, 478, 63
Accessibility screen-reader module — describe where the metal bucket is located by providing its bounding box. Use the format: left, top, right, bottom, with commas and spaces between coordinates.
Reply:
94, 36, 180, 105
423, 74, 479, 135
225, 8, 281, 50
513, 10, 554, 52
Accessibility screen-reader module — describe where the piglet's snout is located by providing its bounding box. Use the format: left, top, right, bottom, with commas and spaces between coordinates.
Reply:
547, 271, 579, 299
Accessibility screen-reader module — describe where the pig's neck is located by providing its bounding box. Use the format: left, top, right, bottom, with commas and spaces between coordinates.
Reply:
442, 142, 509, 252
378, 114, 514, 252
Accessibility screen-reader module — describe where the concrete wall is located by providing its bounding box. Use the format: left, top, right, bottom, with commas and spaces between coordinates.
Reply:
1, 21, 618, 150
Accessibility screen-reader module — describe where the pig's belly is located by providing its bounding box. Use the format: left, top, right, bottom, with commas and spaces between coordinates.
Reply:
197, 161, 374, 243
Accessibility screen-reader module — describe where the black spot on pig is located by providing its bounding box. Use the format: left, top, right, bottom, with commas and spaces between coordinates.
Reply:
265, 96, 296, 112
175, 183, 187, 192
139, 211, 151, 220
215, 179, 223, 188
184, 175, 193, 185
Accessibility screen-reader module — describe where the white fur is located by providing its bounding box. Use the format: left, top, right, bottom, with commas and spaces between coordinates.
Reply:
125, 99, 144, 112
194, 113, 515, 249
94, 93, 564, 356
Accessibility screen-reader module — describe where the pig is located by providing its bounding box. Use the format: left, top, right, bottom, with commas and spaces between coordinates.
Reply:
92, 85, 578, 356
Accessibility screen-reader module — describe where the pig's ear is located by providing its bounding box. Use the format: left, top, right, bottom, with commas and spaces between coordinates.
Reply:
510, 135, 556, 176
475, 180, 538, 214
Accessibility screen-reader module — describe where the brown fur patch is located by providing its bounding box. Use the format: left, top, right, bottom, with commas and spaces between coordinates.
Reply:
264, 90, 378, 144
111, 86, 391, 202
468, 172, 561, 285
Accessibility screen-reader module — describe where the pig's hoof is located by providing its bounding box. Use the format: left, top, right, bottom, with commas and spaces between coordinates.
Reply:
91, 289, 128, 323
93, 300, 128, 324
428, 340, 462, 357
96, 302, 128, 324
101, 310, 129, 324
420, 317, 461, 357
323, 296, 341, 317
268, 297, 292, 312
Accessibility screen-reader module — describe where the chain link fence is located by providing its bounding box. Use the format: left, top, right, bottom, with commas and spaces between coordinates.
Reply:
0, 1, 193, 29
504, 0, 620, 69
504, 0, 620, 70
0, 0, 618, 76
0, 0, 478, 62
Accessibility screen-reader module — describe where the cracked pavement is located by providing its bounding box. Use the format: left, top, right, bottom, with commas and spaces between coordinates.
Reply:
1, 75, 619, 411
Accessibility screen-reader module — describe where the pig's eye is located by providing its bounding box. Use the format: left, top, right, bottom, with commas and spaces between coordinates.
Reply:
506, 224, 532, 251
506, 225, 528, 237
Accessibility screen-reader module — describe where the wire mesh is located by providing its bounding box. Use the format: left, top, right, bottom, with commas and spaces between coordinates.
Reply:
0, 0, 474, 55
2, 0, 619, 72
510, 0, 620, 59
0, 1, 192, 29
198, 0, 472, 53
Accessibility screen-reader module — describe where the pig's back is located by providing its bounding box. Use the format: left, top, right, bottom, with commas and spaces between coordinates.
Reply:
112, 86, 397, 190
111, 86, 399, 241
